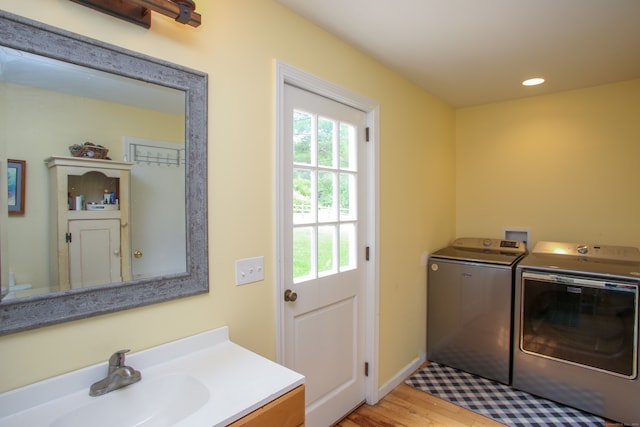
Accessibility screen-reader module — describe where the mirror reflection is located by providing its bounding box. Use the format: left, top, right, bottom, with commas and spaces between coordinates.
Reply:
0, 10, 207, 335
1, 46, 187, 300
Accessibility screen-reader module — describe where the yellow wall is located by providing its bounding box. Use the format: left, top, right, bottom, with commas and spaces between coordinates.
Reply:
456, 79, 640, 249
0, 0, 455, 392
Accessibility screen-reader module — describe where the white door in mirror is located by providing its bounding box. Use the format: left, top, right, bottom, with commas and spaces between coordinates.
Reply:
235, 256, 264, 285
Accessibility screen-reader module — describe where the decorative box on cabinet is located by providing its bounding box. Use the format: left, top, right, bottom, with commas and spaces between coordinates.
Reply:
46, 156, 134, 290
229, 385, 305, 427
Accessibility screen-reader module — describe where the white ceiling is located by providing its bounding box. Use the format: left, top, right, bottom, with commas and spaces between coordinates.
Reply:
276, 0, 640, 107
0, 46, 184, 115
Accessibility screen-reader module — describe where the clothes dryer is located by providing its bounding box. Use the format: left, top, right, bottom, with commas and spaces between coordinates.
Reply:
513, 241, 640, 425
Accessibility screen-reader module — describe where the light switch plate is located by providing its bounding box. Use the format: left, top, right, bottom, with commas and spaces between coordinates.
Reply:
235, 256, 264, 286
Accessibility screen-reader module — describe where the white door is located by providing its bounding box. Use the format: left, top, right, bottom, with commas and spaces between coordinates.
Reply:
68, 219, 121, 288
282, 84, 368, 426
123, 137, 186, 279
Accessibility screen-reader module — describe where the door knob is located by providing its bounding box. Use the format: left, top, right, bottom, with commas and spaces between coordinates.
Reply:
284, 289, 298, 302
134, 250, 143, 258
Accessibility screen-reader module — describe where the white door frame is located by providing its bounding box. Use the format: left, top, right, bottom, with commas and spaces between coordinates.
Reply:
274, 60, 381, 405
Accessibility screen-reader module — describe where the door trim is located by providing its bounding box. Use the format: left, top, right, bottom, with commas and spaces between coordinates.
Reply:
274, 60, 380, 405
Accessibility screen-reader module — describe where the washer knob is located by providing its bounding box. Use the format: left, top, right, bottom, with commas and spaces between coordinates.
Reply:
483, 239, 492, 247
577, 245, 588, 255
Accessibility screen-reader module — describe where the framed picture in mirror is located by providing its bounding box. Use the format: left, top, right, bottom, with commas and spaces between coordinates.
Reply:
7, 159, 26, 215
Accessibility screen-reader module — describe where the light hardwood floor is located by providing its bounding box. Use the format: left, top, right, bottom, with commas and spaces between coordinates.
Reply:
336, 367, 619, 427
335, 382, 505, 427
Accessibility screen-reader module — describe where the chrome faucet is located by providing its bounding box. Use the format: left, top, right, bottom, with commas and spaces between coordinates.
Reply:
89, 349, 142, 396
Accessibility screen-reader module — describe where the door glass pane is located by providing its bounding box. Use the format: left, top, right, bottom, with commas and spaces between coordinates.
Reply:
293, 226, 315, 283
339, 173, 356, 220
293, 110, 313, 165
340, 122, 356, 171
318, 171, 337, 222
293, 169, 314, 224
318, 225, 336, 277
340, 223, 356, 271
318, 116, 335, 168
290, 102, 360, 283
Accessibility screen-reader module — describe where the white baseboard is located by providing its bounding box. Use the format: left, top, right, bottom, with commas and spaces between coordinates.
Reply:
377, 352, 426, 400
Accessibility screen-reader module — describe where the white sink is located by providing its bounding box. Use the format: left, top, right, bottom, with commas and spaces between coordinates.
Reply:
51, 373, 209, 427
0, 326, 304, 427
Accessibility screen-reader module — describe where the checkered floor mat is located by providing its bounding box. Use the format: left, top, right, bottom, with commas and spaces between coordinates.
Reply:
405, 363, 604, 427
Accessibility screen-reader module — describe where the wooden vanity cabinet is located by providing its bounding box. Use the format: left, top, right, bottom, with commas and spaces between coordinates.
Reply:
229, 385, 305, 427
46, 156, 134, 290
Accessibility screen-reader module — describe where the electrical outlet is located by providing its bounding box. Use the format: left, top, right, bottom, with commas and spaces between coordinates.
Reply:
235, 256, 264, 286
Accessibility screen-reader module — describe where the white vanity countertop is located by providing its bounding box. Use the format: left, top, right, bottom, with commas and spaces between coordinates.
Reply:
0, 326, 305, 426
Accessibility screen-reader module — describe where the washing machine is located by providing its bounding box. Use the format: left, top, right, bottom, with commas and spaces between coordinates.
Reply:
427, 237, 527, 384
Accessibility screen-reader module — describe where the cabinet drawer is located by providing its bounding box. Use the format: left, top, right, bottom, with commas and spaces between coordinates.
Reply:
229, 384, 304, 427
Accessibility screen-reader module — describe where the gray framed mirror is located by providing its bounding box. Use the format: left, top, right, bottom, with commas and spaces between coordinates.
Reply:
0, 10, 208, 335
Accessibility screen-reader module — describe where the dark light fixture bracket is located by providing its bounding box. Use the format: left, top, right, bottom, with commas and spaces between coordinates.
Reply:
70, 0, 201, 28
70, 0, 151, 28
175, 0, 194, 24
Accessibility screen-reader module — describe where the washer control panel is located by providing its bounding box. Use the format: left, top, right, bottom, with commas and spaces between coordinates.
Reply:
452, 237, 526, 254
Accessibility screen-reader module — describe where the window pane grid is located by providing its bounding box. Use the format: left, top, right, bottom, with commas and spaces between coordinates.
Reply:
339, 172, 357, 220
293, 226, 316, 284
293, 110, 314, 166
293, 168, 315, 225
340, 222, 357, 272
340, 122, 357, 171
292, 112, 359, 283
318, 116, 336, 168
318, 171, 336, 222
318, 225, 337, 277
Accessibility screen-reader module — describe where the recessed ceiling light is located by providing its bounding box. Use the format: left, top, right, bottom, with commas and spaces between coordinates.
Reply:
522, 77, 545, 86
